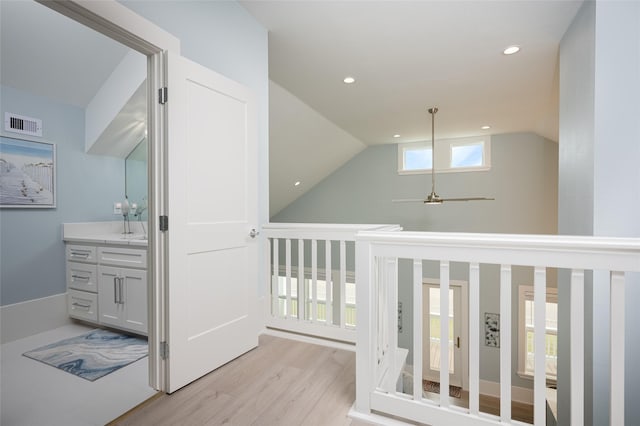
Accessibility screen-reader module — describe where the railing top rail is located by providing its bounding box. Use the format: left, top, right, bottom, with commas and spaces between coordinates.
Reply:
356, 230, 640, 250
263, 223, 402, 241
356, 231, 640, 272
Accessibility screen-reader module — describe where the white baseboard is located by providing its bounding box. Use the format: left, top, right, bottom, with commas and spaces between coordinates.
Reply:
1, 293, 71, 344
480, 379, 533, 405
261, 328, 355, 352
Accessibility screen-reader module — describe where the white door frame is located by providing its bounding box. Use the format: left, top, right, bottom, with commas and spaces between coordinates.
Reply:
37, 0, 180, 392
423, 278, 469, 391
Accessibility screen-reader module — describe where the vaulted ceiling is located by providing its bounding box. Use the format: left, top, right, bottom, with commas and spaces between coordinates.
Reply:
1, 1, 583, 217
242, 1, 582, 145
240, 1, 582, 216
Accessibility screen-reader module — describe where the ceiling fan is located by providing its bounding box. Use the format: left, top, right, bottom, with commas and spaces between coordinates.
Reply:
393, 107, 494, 205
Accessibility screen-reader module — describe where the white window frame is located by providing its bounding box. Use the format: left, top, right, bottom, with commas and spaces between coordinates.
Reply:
397, 136, 491, 175
517, 285, 558, 382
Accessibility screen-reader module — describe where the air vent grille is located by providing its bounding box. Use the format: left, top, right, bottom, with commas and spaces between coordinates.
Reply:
4, 112, 42, 137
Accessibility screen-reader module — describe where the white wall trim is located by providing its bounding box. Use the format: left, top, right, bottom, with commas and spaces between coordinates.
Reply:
1, 293, 71, 344
479, 379, 533, 405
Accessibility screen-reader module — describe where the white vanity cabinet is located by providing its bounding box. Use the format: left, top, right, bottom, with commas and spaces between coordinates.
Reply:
98, 265, 147, 334
65, 242, 147, 335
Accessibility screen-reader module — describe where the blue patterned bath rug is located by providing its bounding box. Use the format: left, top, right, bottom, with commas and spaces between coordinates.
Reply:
23, 329, 148, 381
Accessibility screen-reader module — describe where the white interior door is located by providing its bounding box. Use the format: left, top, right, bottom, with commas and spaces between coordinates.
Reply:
166, 51, 259, 393
423, 282, 463, 387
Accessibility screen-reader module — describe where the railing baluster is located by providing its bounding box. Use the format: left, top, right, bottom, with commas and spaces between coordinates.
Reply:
285, 239, 292, 318
610, 271, 625, 426
312, 239, 318, 322
298, 239, 305, 321
413, 259, 423, 401
533, 266, 546, 425
570, 269, 585, 426
377, 256, 385, 367
340, 240, 346, 328
386, 257, 398, 393
500, 264, 512, 422
272, 238, 279, 316
469, 262, 480, 415
325, 240, 333, 325
439, 260, 450, 408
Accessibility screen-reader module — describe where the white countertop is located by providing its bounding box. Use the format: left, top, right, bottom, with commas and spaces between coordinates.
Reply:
62, 221, 148, 247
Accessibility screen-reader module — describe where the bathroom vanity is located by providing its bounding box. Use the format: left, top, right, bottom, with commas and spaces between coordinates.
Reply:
63, 222, 148, 335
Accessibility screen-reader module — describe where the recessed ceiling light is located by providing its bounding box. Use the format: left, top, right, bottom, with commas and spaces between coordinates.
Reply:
343, 76, 355, 84
393, 134, 401, 138
503, 45, 520, 55
294, 181, 301, 187
481, 125, 491, 130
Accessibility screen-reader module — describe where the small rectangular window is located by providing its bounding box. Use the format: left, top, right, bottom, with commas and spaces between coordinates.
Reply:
398, 136, 490, 174
451, 142, 484, 168
403, 146, 432, 171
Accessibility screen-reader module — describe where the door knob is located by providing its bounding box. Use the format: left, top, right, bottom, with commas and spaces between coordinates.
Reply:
249, 228, 259, 238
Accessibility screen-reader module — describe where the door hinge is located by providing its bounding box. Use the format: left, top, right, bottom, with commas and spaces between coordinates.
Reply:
159, 215, 169, 232
160, 341, 169, 360
158, 87, 168, 104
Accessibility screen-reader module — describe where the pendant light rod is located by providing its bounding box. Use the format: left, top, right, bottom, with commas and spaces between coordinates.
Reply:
428, 106, 438, 197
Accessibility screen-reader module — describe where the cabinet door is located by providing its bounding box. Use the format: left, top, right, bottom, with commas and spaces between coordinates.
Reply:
98, 265, 122, 328
121, 268, 148, 334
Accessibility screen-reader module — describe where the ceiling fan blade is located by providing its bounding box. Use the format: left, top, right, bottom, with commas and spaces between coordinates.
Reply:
392, 198, 426, 203
440, 197, 495, 202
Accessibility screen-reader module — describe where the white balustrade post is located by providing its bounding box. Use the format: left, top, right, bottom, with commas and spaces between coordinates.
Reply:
413, 259, 423, 401
469, 262, 480, 415
325, 240, 333, 325
272, 238, 279, 316
533, 266, 546, 426
311, 239, 318, 322
298, 239, 305, 321
385, 257, 398, 393
285, 239, 292, 318
355, 238, 373, 414
340, 240, 347, 328
610, 271, 625, 426
570, 269, 585, 426
500, 264, 512, 422
439, 260, 450, 408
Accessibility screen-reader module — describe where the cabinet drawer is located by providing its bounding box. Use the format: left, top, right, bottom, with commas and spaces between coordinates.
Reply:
66, 245, 97, 263
97, 247, 147, 268
67, 262, 98, 293
68, 289, 98, 322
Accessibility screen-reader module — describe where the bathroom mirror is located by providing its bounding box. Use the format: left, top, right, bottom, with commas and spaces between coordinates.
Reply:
125, 137, 148, 220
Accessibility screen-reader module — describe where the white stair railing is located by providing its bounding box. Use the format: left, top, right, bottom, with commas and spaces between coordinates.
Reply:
262, 223, 401, 343
353, 231, 640, 426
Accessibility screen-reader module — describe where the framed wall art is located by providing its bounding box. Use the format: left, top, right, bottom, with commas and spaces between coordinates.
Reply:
0, 135, 56, 208
484, 312, 500, 348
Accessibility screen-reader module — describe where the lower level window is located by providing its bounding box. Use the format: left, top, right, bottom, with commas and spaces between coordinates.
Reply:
518, 285, 558, 381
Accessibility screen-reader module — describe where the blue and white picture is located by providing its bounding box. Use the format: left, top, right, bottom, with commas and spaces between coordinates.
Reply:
0, 136, 56, 208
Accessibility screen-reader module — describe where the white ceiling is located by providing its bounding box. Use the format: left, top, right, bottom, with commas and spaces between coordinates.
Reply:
241, 0, 582, 145
1, 1, 584, 218
0, 1, 129, 108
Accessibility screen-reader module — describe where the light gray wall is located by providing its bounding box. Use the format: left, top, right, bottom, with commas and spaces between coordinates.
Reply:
592, 3, 640, 426
119, 0, 270, 297
274, 132, 559, 387
0, 85, 125, 306
273, 133, 557, 233
557, 2, 596, 424
558, 1, 640, 425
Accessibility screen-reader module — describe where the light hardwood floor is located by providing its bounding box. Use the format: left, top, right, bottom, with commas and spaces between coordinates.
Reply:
111, 334, 533, 426
111, 335, 362, 426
